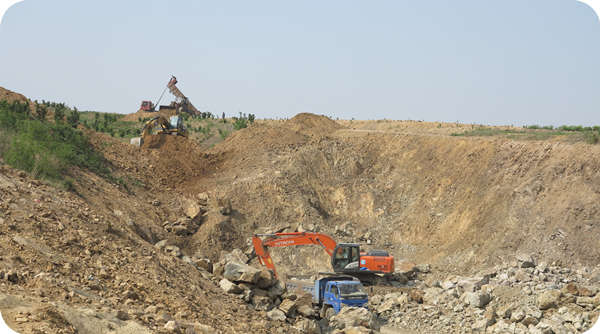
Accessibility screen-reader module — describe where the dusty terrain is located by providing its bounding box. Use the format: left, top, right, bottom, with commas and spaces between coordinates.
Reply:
0, 87, 599, 333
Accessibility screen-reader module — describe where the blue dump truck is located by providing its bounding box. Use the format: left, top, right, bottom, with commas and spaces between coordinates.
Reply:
285, 275, 369, 318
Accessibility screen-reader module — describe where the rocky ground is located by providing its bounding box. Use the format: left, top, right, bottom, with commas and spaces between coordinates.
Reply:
0, 163, 296, 333
211, 247, 600, 333
1, 86, 600, 332
372, 256, 600, 333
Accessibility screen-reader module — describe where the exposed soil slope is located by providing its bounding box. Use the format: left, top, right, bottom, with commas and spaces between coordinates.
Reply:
176, 117, 600, 278
0, 87, 28, 104
0, 162, 295, 333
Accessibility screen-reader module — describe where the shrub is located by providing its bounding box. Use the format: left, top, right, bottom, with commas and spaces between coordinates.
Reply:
218, 128, 230, 140
63, 178, 75, 191
584, 131, 600, 144
559, 125, 584, 132
233, 117, 247, 130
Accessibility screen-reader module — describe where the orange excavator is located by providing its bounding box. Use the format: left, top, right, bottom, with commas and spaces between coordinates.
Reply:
252, 232, 394, 284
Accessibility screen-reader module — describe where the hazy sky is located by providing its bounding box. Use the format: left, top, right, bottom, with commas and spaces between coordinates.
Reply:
0, 0, 599, 125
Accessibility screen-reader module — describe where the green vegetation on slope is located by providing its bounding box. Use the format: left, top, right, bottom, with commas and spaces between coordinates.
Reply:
0, 100, 110, 188
78, 111, 255, 145
80, 111, 141, 138
452, 125, 600, 144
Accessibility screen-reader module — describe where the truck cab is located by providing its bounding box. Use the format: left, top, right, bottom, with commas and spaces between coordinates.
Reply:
313, 276, 368, 314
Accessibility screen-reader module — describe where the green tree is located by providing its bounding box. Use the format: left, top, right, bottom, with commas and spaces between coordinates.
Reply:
54, 106, 65, 123
67, 107, 80, 128
37, 104, 48, 121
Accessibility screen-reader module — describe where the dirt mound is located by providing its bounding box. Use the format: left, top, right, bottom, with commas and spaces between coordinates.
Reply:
284, 113, 344, 137
139, 134, 222, 189
214, 123, 307, 154
141, 133, 190, 150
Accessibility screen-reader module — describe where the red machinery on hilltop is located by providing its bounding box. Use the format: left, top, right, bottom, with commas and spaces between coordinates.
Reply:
252, 232, 394, 283
139, 100, 155, 112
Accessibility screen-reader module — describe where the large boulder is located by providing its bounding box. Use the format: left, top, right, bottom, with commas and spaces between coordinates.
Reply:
223, 262, 260, 283
267, 309, 286, 322
194, 258, 213, 273
164, 320, 180, 332
297, 304, 316, 318
279, 299, 298, 316
464, 291, 491, 308
422, 287, 444, 305
219, 278, 242, 294
294, 318, 321, 334
537, 290, 561, 310
255, 269, 275, 289
376, 293, 408, 314
252, 293, 273, 311
183, 198, 204, 219
329, 307, 378, 330
268, 280, 286, 299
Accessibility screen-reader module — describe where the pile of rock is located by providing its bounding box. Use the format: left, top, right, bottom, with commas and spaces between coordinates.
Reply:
213, 249, 286, 309
370, 257, 600, 333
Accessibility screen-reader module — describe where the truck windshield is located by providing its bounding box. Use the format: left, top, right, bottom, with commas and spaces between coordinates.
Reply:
339, 284, 366, 297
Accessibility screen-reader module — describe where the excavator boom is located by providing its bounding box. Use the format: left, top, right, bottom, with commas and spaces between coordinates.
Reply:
252, 232, 337, 278
252, 232, 394, 282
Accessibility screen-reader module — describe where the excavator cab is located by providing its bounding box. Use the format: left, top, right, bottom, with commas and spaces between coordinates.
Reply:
331, 243, 361, 272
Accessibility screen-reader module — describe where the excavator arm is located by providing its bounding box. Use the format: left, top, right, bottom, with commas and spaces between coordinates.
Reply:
252, 232, 338, 278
